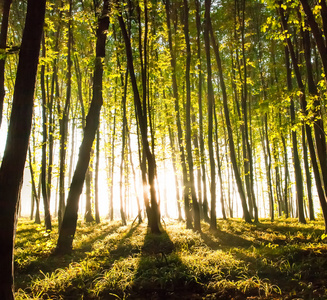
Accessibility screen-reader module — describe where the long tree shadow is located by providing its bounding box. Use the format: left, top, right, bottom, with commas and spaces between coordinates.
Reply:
199, 221, 327, 299
200, 228, 255, 250
16, 221, 150, 298
15, 221, 123, 289
129, 228, 203, 300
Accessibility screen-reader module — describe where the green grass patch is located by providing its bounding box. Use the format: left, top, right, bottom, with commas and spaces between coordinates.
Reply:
14, 218, 327, 299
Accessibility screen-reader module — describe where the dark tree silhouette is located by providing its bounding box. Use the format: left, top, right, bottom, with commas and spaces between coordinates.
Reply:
0, 0, 46, 298
55, 0, 110, 254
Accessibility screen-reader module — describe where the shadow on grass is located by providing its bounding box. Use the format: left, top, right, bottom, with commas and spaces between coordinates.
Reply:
201, 229, 255, 250
16, 221, 149, 299
129, 228, 202, 300
15, 221, 122, 288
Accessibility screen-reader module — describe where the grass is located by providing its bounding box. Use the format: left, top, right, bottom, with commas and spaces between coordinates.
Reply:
14, 217, 327, 299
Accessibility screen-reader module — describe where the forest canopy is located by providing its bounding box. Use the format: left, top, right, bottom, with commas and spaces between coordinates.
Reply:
1, 0, 327, 298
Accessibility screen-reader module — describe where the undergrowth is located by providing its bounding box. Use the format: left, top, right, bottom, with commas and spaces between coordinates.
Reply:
14, 218, 327, 299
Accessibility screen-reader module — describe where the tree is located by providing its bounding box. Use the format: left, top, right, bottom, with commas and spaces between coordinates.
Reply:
204, 0, 217, 230
183, 0, 201, 232
0, 0, 13, 128
208, 1, 251, 223
55, 0, 110, 253
0, 0, 46, 297
118, 2, 161, 234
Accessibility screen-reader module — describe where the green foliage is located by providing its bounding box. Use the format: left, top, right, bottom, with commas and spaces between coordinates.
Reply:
14, 218, 327, 299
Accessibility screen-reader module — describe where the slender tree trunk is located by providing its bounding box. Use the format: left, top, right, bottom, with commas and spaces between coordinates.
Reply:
118, 9, 161, 234
109, 108, 116, 221
302, 125, 314, 220
204, 0, 217, 230
213, 100, 226, 219
47, 5, 63, 207
284, 45, 306, 224
168, 123, 183, 221
208, 9, 251, 223
119, 71, 128, 226
281, 135, 289, 217
0, 0, 46, 297
301, 18, 325, 221
299, 0, 327, 80
94, 129, 100, 224
55, 0, 110, 253
0, 0, 12, 128
183, 0, 201, 232
195, 0, 209, 222
85, 153, 95, 222
28, 147, 40, 224
127, 127, 142, 223
40, 35, 52, 231
58, 0, 73, 228
239, 0, 258, 222
264, 115, 274, 221
165, 0, 193, 228
279, 5, 307, 223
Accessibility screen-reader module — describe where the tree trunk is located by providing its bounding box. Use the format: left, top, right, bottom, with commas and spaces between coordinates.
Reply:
283, 44, 306, 224
195, 0, 209, 223
279, 5, 307, 223
239, 0, 258, 222
58, 0, 73, 228
40, 35, 52, 231
213, 100, 226, 219
84, 157, 95, 222
119, 71, 128, 226
47, 8, 62, 209
0, 0, 12, 128
128, 127, 142, 223
28, 147, 40, 224
204, 0, 218, 230
165, 0, 193, 228
183, 0, 201, 232
299, 0, 327, 80
55, 0, 110, 253
94, 129, 100, 224
118, 9, 161, 234
168, 123, 183, 221
208, 9, 251, 223
0, 0, 46, 297
109, 108, 116, 221
302, 124, 314, 220
281, 135, 289, 217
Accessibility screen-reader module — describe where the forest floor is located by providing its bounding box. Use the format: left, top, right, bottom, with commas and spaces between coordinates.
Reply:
14, 217, 327, 299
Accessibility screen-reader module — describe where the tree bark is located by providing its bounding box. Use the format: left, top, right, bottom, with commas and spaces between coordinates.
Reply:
183, 0, 201, 232
28, 147, 40, 224
119, 71, 128, 226
195, 0, 209, 223
279, 4, 306, 223
55, 0, 110, 253
299, 0, 327, 80
208, 8, 251, 223
302, 124, 314, 220
213, 100, 226, 219
94, 129, 100, 224
118, 7, 161, 234
204, 0, 217, 230
58, 0, 73, 228
0, 0, 13, 128
0, 0, 46, 297
165, 0, 193, 228
40, 35, 52, 231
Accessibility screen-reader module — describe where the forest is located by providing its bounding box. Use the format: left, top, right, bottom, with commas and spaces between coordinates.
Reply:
1, 0, 327, 298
